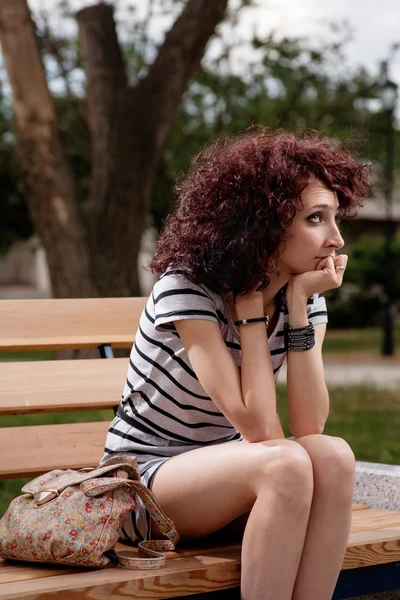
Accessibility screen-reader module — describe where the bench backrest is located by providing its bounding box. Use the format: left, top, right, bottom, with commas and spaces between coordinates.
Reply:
0, 298, 148, 480
0, 298, 147, 351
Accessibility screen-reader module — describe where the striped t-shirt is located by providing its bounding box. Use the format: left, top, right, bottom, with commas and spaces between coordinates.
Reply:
102, 268, 328, 468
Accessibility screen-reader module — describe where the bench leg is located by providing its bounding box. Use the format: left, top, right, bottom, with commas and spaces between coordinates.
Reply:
177, 562, 400, 600
332, 561, 400, 599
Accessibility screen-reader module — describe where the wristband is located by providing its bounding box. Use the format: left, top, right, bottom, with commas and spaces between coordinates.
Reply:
284, 322, 315, 351
234, 315, 269, 327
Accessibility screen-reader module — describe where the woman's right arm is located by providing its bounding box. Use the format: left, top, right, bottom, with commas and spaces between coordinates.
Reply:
174, 291, 277, 442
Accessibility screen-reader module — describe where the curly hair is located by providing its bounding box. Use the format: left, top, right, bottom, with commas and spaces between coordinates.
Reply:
149, 128, 371, 298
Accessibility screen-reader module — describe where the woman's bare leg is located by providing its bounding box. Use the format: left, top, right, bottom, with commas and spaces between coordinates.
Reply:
151, 438, 314, 600
291, 434, 356, 600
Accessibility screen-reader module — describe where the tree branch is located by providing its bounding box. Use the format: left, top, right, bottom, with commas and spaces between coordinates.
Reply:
135, 0, 229, 153
76, 3, 127, 217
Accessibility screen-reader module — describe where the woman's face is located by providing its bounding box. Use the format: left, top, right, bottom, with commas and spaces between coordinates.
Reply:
277, 180, 345, 275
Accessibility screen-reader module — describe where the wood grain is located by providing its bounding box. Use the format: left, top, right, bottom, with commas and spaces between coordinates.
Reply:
0, 422, 109, 478
0, 358, 127, 415
3, 508, 400, 599
0, 298, 146, 351
0, 548, 242, 600
351, 508, 400, 532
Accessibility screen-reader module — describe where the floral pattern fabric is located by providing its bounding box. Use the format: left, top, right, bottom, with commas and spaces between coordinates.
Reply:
0, 456, 179, 569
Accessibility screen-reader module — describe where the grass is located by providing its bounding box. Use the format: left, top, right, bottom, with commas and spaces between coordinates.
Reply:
0, 409, 114, 516
323, 326, 400, 354
1, 327, 399, 362
0, 327, 399, 515
1, 384, 400, 516
0, 350, 56, 362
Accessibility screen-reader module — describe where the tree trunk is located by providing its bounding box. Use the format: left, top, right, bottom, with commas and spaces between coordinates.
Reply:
0, 0, 229, 298
0, 0, 96, 297
77, 0, 229, 297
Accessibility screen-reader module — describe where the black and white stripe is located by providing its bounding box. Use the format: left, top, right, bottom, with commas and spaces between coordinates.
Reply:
102, 269, 328, 490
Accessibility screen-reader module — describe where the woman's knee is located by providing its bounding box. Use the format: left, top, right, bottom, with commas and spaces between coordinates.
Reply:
253, 440, 314, 505
297, 434, 355, 473
296, 434, 355, 498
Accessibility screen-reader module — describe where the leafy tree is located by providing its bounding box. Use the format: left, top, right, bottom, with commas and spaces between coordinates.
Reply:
0, 1, 398, 295
0, 0, 230, 297
326, 235, 400, 328
346, 235, 400, 300
0, 83, 33, 254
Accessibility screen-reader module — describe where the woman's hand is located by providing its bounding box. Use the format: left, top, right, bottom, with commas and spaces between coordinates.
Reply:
287, 254, 348, 301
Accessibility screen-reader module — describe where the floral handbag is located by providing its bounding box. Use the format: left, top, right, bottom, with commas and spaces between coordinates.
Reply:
0, 455, 179, 569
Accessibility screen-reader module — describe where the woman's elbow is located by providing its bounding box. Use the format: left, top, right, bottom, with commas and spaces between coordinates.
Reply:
230, 408, 276, 442
289, 420, 325, 439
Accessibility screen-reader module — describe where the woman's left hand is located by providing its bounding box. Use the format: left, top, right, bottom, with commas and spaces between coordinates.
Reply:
287, 254, 348, 300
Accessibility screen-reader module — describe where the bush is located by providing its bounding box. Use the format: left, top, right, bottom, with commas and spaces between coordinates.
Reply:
326, 234, 400, 328
326, 288, 383, 328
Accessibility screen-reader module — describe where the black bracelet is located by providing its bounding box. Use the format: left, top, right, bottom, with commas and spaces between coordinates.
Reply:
234, 315, 269, 327
284, 322, 315, 351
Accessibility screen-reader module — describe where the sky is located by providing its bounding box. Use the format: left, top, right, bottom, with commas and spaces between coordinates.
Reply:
30, 0, 400, 82
249, 0, 400, 81
24, 0, 400, 117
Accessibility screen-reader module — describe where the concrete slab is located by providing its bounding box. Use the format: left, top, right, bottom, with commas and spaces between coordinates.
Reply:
278, 363, 400, 389
354, 461, 400, 511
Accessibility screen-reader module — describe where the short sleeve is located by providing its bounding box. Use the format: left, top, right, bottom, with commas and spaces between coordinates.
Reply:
152, 271, 219, 332
307, 293, 328, 326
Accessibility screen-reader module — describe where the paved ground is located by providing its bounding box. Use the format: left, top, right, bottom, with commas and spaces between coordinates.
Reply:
278, 361, 400, 389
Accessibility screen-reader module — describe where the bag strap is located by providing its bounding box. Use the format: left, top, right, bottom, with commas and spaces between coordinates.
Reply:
132, 481, 179, 545
108, 479, 180, 570
110, 539, 176, 569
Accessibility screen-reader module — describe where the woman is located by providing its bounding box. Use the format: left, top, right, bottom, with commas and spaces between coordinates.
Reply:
102, 129, 370, 600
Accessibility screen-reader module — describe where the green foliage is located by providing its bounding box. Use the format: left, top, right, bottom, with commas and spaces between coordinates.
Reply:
0, 84, 33, 254
1, 385, 400, 515
151, 27, 397, 228
326, 234, 400, 328
277, 383, 400, 464
346, 234, 400, 298
1, 1, 399, 248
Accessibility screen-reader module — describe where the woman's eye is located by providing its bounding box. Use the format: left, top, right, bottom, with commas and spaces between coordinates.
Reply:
308, 213, 322, 223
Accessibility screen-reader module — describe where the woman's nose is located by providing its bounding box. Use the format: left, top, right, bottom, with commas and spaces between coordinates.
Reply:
326, 224, 344, 250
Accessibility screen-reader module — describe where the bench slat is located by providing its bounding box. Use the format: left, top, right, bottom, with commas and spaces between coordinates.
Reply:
0, 547, 241, 599
345, 524, 400, 569
350, 508, 400, 532
2, 511, 400, 598
0, 422, 109, 479
0, 359, 128, 415
0, 298, 146, 352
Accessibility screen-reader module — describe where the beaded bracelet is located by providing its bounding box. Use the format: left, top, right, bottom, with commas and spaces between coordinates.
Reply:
284, 322, 315, 351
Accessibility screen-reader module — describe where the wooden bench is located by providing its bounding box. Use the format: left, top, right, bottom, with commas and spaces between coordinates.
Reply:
1, 298, 400, 600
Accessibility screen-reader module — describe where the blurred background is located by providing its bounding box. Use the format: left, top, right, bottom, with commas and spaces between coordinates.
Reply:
0, 0, 399, 510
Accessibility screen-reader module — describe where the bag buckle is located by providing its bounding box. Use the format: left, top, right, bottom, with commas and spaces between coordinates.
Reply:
33, 488, 59, 507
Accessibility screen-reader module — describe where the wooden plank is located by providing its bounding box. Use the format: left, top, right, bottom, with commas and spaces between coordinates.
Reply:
0, 422, 109, 479
2, 511, 400, 598
348, 525, 400, 547
0, 542, 241, 584
0, 358, 128, 415
344, 525, 400, 569
2, 523, 400, 600
0, 547, 241, 600
0, 298, 147, 352
0, 561, 79, 584
350, 508, 400, 532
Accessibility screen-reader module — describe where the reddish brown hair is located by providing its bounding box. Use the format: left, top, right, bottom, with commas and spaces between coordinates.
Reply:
149, 128, 370, 297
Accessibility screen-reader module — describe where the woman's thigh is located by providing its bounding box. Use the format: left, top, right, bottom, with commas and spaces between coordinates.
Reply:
150, 438, 313, 540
